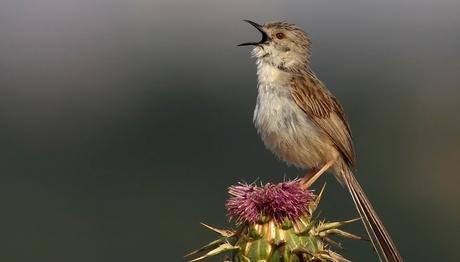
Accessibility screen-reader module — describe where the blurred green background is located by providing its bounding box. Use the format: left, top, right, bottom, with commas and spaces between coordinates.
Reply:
1, 0, 459, 261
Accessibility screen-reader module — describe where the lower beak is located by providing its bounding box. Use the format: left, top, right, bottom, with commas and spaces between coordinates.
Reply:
238, 20, 269, 46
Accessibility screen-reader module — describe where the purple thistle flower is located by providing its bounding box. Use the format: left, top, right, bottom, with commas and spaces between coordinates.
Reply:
226, 179, 314, 224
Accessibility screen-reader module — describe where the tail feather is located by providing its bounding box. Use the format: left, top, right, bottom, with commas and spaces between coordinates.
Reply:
342, 168, 403, 262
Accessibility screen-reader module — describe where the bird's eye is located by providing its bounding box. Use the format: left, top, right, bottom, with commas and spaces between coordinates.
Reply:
276, 33, 285, 39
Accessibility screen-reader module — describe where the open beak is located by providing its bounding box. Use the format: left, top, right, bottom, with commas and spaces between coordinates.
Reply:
238, 20, 269, 46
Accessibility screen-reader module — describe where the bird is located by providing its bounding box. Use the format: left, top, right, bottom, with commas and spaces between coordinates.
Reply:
238, 20, 403, 262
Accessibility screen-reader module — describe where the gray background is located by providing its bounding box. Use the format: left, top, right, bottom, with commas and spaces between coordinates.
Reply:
1, 0, 459, 261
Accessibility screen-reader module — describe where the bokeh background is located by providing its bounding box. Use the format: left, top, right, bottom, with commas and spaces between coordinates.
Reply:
1, 0, 459, 261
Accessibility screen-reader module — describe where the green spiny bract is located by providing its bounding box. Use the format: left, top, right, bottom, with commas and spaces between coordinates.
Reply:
186, 182, 362, 262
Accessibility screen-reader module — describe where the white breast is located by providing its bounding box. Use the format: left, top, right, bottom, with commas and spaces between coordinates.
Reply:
253, 63, 332, 168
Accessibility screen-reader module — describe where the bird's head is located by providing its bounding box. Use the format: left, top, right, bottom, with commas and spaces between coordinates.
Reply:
239, 20, 312, 73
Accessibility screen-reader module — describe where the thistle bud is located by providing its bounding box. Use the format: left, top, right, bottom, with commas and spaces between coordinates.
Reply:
186, 180, 361, 262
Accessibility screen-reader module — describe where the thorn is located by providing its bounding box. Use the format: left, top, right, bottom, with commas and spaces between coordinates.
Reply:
317, 183, 327, 202
200, 223, 235, 237
323, 237, 344, 249
319, 229, 364, 240
323, 250, 351, 262
188, 243, 239, 262
184, 238, 226, 258
316, 218, 361, 233
309, 183, 326, 214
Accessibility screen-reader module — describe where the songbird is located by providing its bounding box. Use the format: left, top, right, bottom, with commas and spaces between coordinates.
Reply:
238, 20, 402, 262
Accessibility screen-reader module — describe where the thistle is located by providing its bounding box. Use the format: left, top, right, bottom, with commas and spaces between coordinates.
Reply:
186, 180, 362, 262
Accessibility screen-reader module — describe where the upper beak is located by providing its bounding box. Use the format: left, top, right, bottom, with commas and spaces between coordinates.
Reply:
238, 20, 269, 46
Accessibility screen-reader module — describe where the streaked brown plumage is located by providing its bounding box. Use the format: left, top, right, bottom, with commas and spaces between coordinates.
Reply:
291, 72, 355, 167
292, 72, 401, 262
240, 20, 403, 261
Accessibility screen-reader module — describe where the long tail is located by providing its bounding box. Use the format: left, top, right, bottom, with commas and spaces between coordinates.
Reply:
341, 167, 403, 262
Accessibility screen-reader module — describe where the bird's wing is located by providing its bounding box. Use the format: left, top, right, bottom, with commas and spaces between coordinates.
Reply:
290, 73, 356, 167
